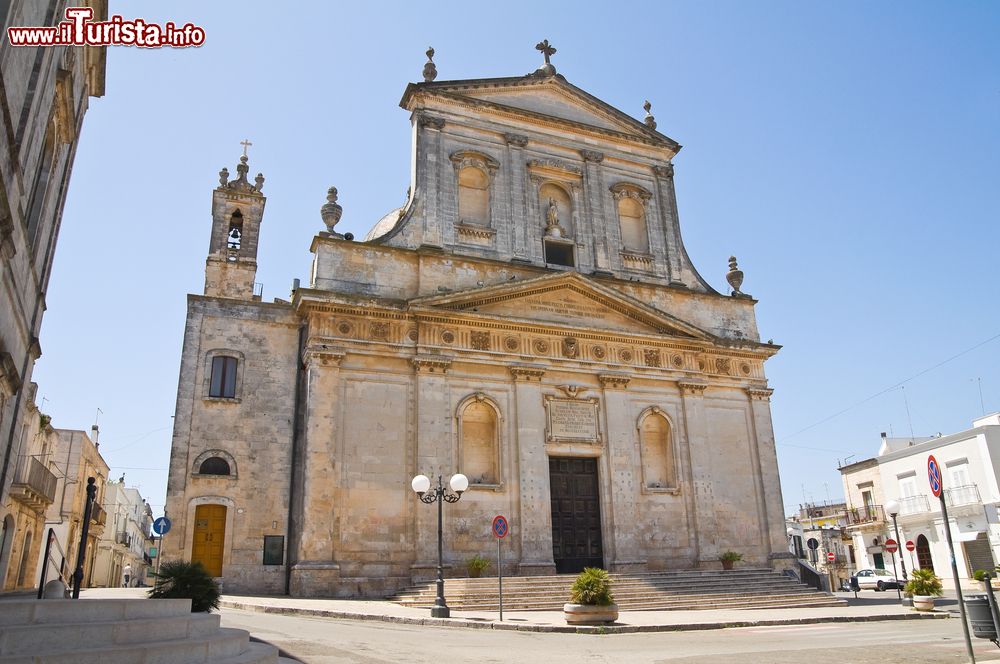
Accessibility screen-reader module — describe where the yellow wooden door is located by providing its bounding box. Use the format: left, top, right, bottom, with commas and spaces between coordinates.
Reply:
192, 505, 226, 577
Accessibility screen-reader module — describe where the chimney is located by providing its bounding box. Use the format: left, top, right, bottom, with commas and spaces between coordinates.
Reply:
91, 424, 100, 449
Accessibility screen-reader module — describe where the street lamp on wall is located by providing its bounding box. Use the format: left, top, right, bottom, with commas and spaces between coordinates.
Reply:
884, 499, 910, 605
411, 473, 468, 618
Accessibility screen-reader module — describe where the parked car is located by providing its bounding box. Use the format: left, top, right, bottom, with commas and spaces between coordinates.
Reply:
851, 568, 903, 591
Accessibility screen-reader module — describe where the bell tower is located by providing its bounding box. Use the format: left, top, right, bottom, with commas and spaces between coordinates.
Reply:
204, 146, 266, 300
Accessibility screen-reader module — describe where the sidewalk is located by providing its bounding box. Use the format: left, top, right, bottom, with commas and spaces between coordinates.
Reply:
76, 587, 955, 634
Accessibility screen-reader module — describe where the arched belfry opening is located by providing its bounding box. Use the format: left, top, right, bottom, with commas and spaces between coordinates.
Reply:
227, 210, 243, 256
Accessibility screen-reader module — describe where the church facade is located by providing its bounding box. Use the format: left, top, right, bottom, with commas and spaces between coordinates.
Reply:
163, 47, 790, 597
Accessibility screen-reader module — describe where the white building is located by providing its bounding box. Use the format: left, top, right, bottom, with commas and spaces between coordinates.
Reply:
841, 414, 1000, 589
94, 479, 154, 587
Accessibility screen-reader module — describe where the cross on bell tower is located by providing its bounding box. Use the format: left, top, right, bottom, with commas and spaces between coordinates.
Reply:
204, 144, 267, 300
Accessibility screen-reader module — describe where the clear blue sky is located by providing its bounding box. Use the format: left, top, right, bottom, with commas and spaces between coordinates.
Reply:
32, 1, 1000, 517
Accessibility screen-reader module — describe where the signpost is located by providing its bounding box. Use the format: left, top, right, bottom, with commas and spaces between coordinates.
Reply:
905, 540, 915, 552
929, 455, 975, 662
152, 516, 171, 577
826, 552, 835, 562
492, 515, 508, 622
884, 539, 901, 600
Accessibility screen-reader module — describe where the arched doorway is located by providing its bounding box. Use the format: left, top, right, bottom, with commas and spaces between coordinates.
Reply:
192, 504, 227, 577
916, 534, 934, 572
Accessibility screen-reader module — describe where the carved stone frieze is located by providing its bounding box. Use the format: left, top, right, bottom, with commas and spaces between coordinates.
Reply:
562, 336, 579, 358
509, 365, 545, 381
503, 336, 520, 352
591, 345, 607, 360
556, 384, 587, 399
643, 349, 661, 367
678, 380, 708, 395
470, 331, 491, 351
533, 339, 550, 354
598, 373, 630, 390
619, 348, 634, 363
455, 223, 496, 242
369, 321, 390, 341
610, 182, 653, 204
580, 149, 604, 163
412, 355, 452, 373
715, 357, 731, 375
450, 150, 500, 176
527, 158, 583, 177
441, 330, 456, 344
418, 115, 445, 130
504, 133, 529, 148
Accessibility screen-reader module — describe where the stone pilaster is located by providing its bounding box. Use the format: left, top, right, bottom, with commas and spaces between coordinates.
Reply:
653, 163, 684, 284
290, 345, 345, 596
410, 355, 453, 574
417, 115, 446, 249
509, 365, 556, 575
504, 133, 530, 261
580, 150, 611, 273
599, 374, 644, 572
746, 386, 789, 568
677, 379, 719, 567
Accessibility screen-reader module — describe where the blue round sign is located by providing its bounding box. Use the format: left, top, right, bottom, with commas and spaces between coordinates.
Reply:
492, 515, 508, 539
152, 516, 172, 536
928, 455, 942, 498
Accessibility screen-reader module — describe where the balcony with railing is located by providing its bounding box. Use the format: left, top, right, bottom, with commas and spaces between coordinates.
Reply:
844, 504, 885, 527
10, 457, 58, 512
90, 500, 106, 527
899, 495, 931, 515
116, 531, 131, 547
946, 484, 982, 507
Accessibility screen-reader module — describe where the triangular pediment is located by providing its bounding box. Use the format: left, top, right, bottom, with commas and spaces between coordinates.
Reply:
401, 75, 679, 150
410, 272, 712, 340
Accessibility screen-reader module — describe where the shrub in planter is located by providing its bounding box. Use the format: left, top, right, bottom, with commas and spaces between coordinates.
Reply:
904, 568, 943, 611
148, 560, 221, 613
719, 550, 742, 570
564, 567, 618, 625
466, 554, 492, 578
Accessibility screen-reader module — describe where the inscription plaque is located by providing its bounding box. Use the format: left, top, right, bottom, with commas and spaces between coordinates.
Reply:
545, 396, 600, 443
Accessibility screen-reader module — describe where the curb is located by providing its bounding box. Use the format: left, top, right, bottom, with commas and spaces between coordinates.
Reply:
220, 600, 950, 634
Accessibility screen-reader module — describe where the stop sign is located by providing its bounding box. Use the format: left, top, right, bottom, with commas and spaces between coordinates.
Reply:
885, 539, 898, 553
826, 552, 835, 562
906, 540, 915, 552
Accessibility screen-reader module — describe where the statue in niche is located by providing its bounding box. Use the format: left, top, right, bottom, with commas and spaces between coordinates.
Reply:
545, 197, 564, 238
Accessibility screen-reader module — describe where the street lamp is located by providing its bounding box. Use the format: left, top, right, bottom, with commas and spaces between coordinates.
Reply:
884, 499, 909, 605
411, 473, 468, 618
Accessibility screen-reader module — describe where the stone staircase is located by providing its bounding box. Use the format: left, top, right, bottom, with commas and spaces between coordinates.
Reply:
0, 598, 295, 663
391, 568, 846, 611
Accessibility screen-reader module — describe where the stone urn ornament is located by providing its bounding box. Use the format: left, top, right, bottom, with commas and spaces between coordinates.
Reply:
726, 256, 744, 295
320, 186, 343, 237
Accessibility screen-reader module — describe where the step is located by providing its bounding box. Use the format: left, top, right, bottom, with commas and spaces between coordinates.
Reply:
0, 599, 193, 628
215, 642, 281, 664
0, 612, 221, 656
0, 627, 252, 664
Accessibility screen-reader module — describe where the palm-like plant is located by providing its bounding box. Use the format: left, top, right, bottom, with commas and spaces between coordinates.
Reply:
904, 567, 943, 597
148, 560, 221, 612
570, 567, 615, 606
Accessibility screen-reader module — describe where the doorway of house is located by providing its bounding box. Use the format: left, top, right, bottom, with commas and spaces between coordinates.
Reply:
192, 504, 226, 577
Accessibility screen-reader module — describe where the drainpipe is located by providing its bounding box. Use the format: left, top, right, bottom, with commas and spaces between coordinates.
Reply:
284, 322, 306, 596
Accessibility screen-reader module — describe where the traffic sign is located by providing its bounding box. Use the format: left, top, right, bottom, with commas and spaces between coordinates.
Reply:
152, 516, 172, 536
807, 537, 819, 550
492, 515, 509, 539
826, 552, 835, 562
928, 454, 943, 498
885, 539, 898, 554
149, 547, 158, 557
906, 540, 915, 552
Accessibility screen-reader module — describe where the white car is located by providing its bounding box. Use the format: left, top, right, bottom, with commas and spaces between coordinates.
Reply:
853, 568, 903, 591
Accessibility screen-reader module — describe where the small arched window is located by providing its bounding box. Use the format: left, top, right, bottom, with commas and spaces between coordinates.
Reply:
459, 395, 500, 486
458, 167, 490, 225
199, 457, 231, 476
639, 409, 675, 490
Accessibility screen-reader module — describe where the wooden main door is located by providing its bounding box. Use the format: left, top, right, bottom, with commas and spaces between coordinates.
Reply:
192, 505, 226, 577
549, 457, 603, 574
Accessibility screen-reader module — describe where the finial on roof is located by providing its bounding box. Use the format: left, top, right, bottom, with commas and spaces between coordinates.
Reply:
219, 167, 229, 187
726, 256, 745, 296
643, 100, 657, 130
254, 172, 265, 192
535, 39, 557, 76
423, 47, 437, 82
320, 186, 343, 236
218, 142, 264, 193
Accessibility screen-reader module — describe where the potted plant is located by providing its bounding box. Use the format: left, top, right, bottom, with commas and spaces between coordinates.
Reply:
148, 560, 220, 612
466, 554, 492, 578
904, 568, 943, 611
720, 550, 742, 570
564, 567, 618, 625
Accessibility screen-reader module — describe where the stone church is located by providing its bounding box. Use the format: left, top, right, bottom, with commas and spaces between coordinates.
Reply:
164, 44, 789, 597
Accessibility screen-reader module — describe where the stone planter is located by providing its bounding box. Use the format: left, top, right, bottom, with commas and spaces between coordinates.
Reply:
563, 603, 619, 625
721, 560, 735, 571
912, 595, 936, 611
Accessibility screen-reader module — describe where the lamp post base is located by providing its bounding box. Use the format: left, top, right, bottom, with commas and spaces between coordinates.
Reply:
431, 605, 451, 618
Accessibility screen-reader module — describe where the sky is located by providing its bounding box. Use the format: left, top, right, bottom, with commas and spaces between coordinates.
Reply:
29, 1, 1000, 518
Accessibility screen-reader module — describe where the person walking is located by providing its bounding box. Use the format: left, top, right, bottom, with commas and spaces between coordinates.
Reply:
122, 563, 132, 588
